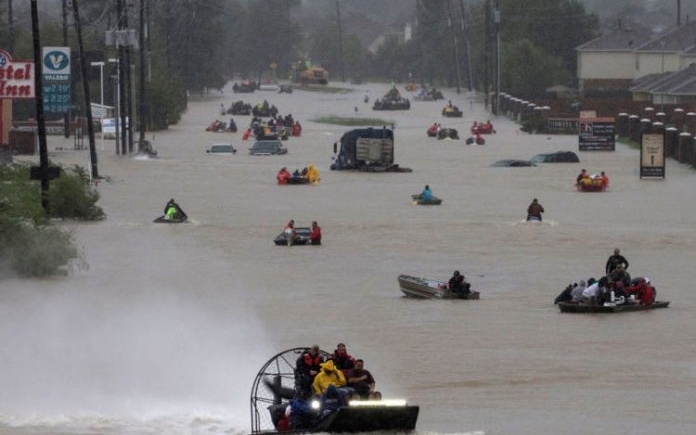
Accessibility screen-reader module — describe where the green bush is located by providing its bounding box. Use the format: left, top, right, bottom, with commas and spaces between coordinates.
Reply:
48, 165, 105, 221
0, 162, 100, 277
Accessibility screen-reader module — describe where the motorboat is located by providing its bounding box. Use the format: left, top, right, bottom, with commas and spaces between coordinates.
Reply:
557, 300, 670, 313
397, 274, 480, 299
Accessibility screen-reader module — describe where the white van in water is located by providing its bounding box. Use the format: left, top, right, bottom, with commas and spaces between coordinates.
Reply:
101, 117, 129, 139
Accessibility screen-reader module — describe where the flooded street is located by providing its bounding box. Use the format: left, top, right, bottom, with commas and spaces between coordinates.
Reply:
2, 80, 696, 435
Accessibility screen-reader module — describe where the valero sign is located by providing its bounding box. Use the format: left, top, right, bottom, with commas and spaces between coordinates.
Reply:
0, 49, 35, 99
42, 46, 71, 113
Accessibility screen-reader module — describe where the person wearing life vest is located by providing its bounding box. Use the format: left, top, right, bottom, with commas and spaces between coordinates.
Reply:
295, 345, 324, 397
284, 219, 297, 245
310, 221, 322, 245
163, 198, 186, 221
626, 277, 655, 305
277, 167, 291, 185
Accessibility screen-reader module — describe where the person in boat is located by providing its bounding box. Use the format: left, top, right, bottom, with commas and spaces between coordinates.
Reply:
163, 198, 186, 221
576, 169, 587, 185
611, 280, 630, 302
284, 219, 297, 245
571, 280, 586, 302
310, 221, 322, 245
292, 121, 302, 136
312, 359, 353, 405
626, 277, 656, 305
287, 391, 319, 430
554, 283, 574, 304
295, 345, 324, 397
329, 343, 355, 374
600, 171, 609, 189
448, 270, 471, 297
608, 264, 631, 287
306, 165, 320, 184
276, 167, 291, 185
420, 185, 433, 201
526, 198, 544, 221
319, 384, 346, 416
582, 276, 609, 305
347, 358, 377, 400
605, 248, 629, 275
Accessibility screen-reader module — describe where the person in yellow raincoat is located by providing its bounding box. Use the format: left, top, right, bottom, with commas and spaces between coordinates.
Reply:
312, 359, 346, 395
306, 164, 321, 184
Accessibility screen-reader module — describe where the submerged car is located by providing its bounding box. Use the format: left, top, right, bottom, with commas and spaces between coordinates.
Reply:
490, 159, 537, 167
530, 151, 579, 163
207, 143, 237, 153
249, 140, 287, 155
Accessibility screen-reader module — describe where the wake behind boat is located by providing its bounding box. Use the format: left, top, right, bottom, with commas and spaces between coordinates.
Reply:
398, 274, 480, 299
250, 347, 419, 435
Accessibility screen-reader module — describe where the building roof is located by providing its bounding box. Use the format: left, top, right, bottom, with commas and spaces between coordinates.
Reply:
635, 21, 696, 52
629, 63, 696, 95
577, 23, 654, 51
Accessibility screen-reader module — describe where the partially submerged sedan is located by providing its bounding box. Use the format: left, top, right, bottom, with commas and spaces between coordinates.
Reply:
249, 140, 287, 155
530, 151, 579, 163
207, 143, 237, 153
490, 159, 537, 167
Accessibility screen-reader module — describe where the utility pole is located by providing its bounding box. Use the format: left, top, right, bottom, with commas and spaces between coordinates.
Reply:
336, 1, 345, 82
8, 0, 14, 53
115, 0, 128, 155
446, 0, 461, 94
62, 0, 70, 138
459, 0, 473, 91
30, 0, 52, 211
484, 0, 491, 111
494, 0, 501, 116
677, 0, 681, 26
72, 0, 98, 179
138, 0, 146, 148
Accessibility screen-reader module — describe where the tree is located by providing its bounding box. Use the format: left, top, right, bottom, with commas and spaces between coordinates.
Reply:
500, 0, 599, 77
501, 38, 572, 98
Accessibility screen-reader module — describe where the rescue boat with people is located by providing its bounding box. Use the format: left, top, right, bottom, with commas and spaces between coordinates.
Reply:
576, 175, 607, 192
249, 347, 419, 435
557, 300, 669, 313
397, 274, 480, 299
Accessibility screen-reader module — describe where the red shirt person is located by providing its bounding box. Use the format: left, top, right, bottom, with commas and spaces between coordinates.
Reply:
626, 277, 655, 305
310, 221, 322, 245
276, 167, 291, 184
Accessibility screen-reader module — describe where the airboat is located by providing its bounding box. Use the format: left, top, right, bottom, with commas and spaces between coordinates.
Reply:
249, 347, 419, 434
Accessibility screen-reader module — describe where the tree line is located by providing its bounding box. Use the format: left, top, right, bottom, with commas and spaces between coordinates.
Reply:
0, 0, 599, 130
